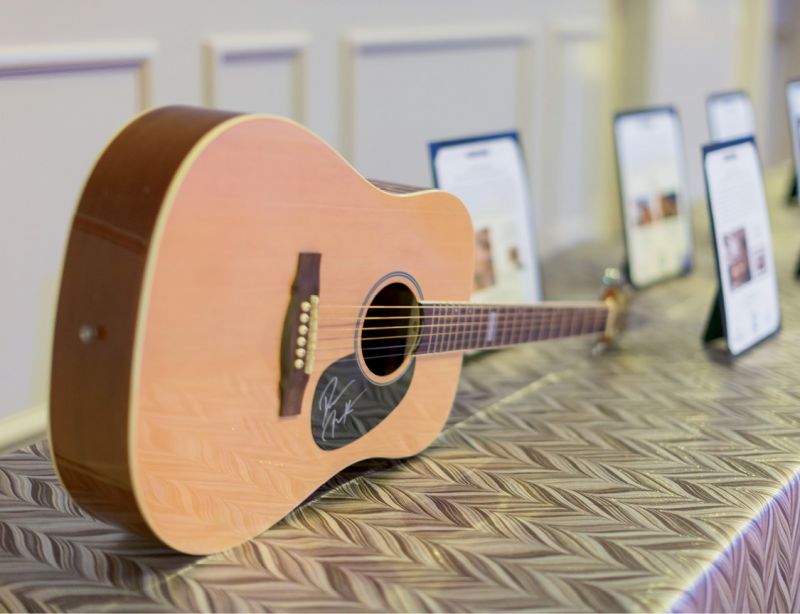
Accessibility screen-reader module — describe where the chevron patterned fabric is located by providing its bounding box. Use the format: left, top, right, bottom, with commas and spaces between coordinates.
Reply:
2, 194, 800, 611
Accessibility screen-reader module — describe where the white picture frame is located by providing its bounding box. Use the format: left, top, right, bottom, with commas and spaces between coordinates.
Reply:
613, 106, 694, 289
429, 132, 542, 303
702, 137, 780, 356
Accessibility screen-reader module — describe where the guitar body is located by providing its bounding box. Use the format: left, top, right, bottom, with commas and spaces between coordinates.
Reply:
50, 107, 474, 554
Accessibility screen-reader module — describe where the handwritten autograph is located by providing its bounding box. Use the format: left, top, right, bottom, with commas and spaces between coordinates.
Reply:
318, 376, 367, 441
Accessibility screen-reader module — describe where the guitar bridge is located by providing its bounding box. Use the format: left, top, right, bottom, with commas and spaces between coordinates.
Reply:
279, 253, 321, 417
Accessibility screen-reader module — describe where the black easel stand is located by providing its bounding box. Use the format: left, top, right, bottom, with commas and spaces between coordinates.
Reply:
702, 290, 725, 344
790, 173, 800, 277
620, 259, 631, 286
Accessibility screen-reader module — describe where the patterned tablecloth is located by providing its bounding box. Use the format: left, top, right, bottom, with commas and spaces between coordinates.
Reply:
3, 187, 800, 612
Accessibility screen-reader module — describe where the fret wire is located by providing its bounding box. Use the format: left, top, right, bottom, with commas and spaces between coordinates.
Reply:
433, 303, 440, 354
471, 306, 478, 350
444, 304, 450, 351
460, 306, 466, 352
447, 305, 454, 352
455, 306, 461, 351
513, 306, 520, 345
429, 305, 438, 352
450, 305, 457, 352
460, 306, 467, 352
474, 306, 481, 349
557, 309, 564, 339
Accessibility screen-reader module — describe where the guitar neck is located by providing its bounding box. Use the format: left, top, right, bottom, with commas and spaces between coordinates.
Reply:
415, 301, 610, 355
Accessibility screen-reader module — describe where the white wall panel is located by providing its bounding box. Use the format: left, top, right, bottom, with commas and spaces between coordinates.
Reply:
540, 24, 609, 254
0, 0, 620, 438
204, 32, 308, 120
0, 41, 155, 422
646, 0, 743, 201
342, 26, 536, 187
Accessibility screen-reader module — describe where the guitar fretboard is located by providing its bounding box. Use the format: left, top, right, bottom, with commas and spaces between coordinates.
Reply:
415, 302, 609, 355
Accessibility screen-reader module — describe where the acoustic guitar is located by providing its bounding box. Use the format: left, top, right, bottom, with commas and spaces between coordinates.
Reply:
50, 106, 623, 554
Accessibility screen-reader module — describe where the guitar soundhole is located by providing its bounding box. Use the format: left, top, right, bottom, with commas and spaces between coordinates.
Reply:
360, 282, 421, 378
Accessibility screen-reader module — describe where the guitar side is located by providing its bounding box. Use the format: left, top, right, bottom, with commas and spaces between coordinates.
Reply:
50, 107, 475, 554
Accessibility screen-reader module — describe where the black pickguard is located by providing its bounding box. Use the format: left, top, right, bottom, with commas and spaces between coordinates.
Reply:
311, 354, 415, 451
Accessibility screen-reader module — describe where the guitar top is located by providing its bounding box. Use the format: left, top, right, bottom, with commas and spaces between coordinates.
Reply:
50, 106, 621, 554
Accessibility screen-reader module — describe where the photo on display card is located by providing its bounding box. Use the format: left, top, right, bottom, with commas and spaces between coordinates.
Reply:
429, 132, 541, 303
702, 136, 780, 356
613, 106, 693, 288
706, 90, 755, 143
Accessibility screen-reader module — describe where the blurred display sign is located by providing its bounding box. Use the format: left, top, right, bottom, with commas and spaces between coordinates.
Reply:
613, 106, 694, 288
702, 137, 780, 356
706, 90, 755, 143
429, 132, 542, 303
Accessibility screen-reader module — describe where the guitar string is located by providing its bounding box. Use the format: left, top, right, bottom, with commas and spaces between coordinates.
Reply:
316, 305, 608, 322
317, 303, 608, 310
315, 308, 608, 333
311, 315, 608, 357
315, 309, 607, 337
314, 331, 605, 360
310, 327, 605, 365
315, 304, 609, 329
314, 311, 608, 344
311, 309, 609, 346
312, 308, 608, 341
325, 304, 608, 313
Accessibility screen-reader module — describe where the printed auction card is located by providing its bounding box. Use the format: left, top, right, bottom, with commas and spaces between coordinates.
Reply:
430, 132, 541, 303
703, 137, 780, 355
706, 90, 755, 143
614, 107, 693, 288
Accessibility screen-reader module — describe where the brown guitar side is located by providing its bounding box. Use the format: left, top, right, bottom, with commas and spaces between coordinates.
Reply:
50, 107, 474, 553
50, 107, 240, 538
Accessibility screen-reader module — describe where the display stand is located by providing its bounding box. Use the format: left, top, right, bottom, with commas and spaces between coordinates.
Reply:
787, 80, 800, 205
702, 291, 725, 344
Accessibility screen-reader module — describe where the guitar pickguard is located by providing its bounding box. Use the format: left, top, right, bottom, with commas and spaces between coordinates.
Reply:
310, 355, 415, 451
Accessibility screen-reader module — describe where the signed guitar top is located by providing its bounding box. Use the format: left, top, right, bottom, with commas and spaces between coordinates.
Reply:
50, 106, 623, 554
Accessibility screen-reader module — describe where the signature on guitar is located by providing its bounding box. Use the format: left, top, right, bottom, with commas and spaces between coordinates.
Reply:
318, 376, 367, 441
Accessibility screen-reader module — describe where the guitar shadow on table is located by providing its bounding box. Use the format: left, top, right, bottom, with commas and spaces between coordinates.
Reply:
300, 344, 589, 507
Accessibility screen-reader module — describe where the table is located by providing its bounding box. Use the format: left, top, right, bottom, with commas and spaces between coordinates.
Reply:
2, 191, 800, 612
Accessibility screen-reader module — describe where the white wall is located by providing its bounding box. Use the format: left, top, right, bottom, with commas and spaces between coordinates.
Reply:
0, 0, 615, 429
1, 0, 792, 437
763, 0, 800, 166
620, 0, 745, 201
620, 0, 799, 200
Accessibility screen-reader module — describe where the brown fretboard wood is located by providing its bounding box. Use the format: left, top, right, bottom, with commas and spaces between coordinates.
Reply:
415, 302, 608, 355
